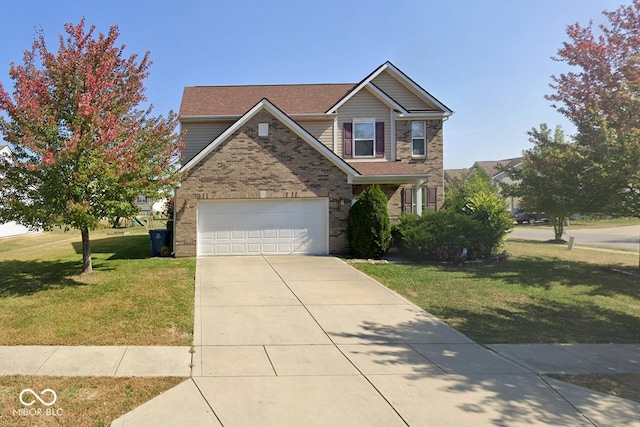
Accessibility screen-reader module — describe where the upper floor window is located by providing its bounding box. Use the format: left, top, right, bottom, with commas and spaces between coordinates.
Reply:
353, 121, 375, 157
137, 195, 147, 203
343, 121, 384, 159
412, 121, 426, 157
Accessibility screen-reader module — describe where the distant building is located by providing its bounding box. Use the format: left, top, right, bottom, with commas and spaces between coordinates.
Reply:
445, 157, 522, 211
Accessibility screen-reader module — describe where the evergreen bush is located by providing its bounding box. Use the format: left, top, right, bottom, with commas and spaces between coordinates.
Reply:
348, 185, 391, 258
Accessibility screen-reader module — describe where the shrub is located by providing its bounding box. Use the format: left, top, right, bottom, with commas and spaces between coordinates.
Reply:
396, 210, 483, 262
462, 191, 513, 258
348, 185, 391, 258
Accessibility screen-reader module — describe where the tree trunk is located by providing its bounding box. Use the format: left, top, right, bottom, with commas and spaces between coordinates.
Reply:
552, 217, 565, 241
81, 226, 93, 274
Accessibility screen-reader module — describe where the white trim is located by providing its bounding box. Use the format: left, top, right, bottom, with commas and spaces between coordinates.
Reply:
391, 110, 397, 161
352, 120, 376, 159
411, 121, 426, 158
333, 116, 338, 154
414, 183, 423, 216
382, 63, 453, 114
179, 99, 360, 179
365, 83, 408, 114
396, 112, 451, 119
353, 174, 430, 185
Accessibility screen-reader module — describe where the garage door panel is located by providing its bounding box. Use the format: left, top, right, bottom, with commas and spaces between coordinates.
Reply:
197, 199, 328, 256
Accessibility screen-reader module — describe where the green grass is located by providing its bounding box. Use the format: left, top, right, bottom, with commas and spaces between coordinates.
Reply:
566, 217, 640, 229
0, 376, 185, 426
521, 216, 640, 230
0, 228, 195, 345
353, 241, 639, 344
550, 374, 640, 404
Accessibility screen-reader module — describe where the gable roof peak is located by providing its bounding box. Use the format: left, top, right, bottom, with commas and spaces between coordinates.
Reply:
180, 98, 359, 179
326, 61, 453, 115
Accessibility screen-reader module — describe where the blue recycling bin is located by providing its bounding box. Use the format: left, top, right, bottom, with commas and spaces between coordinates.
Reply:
149, 229, 171, 257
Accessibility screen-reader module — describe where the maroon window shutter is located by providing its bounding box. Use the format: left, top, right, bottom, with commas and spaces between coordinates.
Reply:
343, 123, 353, 158
375, 122, 385, 158
427, 187, 437, 210
402, 187, 413, 213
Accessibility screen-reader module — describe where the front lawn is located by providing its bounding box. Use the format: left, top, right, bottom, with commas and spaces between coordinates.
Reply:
0, 228, 195, 345
0, 376, 184, 426
353, 241, 639, 344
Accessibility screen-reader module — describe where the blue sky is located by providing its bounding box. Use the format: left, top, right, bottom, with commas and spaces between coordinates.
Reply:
0, 0, 626, 169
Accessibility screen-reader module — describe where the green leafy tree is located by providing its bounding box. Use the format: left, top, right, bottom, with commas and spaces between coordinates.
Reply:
0, 20, 184, 273
348, 185, 391, 259
547, 1, 640, 218
443, 168, 512, 258
502, 124, 585, 241
443, 168, 492, 212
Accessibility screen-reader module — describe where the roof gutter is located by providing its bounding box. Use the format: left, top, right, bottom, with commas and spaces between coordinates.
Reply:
352, 174, 431, 185
396, 112, 452, 119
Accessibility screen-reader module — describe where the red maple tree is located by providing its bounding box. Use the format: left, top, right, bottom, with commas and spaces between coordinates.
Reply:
547, 1, 640, 219
0, 19, 184, 273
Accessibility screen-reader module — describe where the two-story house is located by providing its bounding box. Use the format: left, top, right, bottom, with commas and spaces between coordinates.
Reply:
174, 62, 452, 257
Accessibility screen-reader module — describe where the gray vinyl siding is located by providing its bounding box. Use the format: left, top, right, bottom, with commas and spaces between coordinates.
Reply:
298, 120, 334, 150
181, 121, 234, 164
372, 70, 436, 111
336, 89, 391, 160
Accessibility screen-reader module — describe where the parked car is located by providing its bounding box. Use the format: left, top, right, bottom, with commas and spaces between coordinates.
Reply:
512, 209, 546, 224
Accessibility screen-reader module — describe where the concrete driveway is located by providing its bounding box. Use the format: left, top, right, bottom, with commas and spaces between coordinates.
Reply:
113, 256, 640, 426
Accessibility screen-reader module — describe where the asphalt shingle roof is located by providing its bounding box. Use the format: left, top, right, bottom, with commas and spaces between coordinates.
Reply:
179, 84, 356, 117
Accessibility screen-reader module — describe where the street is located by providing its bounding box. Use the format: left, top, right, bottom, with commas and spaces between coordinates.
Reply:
509, 225, 640, 252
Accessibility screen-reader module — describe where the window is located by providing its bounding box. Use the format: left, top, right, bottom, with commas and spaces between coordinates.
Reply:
258, 123, 269, 137
412, 121, 426, 157
137, 195, 147, 203
353, 121, 375, 157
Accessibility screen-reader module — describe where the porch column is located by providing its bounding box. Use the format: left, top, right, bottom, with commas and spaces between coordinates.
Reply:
414, 180, 423, 216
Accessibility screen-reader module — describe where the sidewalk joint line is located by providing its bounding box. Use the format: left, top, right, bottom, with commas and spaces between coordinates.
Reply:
539, 375, 598, 427
34, 346, 59, 374
113, 347, 129, 376
262, 345, 278, 376
263, 256, 411, 427
191, 378, 225, 426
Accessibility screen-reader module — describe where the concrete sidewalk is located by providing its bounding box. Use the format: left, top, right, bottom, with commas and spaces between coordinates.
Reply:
110, 256, 640, 427
1, 255, 638, 425
0, 346, 191, 377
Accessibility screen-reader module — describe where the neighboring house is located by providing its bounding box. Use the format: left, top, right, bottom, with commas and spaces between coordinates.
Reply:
471, 157, 522, 186
0, 144, 36, 238
174, 62, 453, 257
133, 195, 155, 216
445, 157, 522, 211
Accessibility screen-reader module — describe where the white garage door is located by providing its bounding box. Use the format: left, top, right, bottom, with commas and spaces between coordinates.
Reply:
197, 199, 329, 256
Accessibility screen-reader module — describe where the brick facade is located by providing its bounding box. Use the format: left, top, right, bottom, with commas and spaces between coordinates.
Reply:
352, 184, 403, 222
174, 110, 352, 257
395, 119, 445, 210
